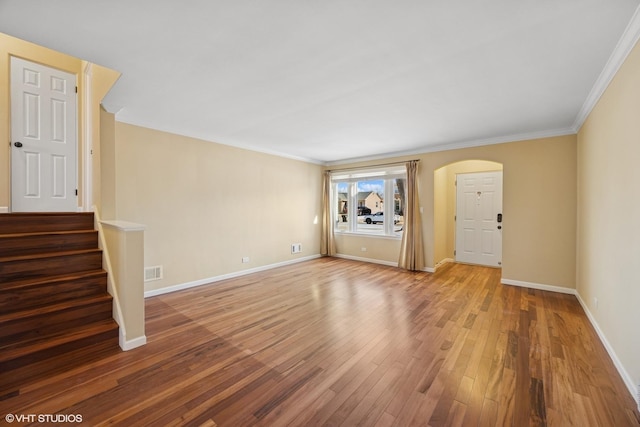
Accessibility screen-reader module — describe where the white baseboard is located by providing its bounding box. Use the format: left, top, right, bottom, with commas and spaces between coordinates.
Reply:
0, 207, 8, 213
119, 331, 147, 351
502, 277, 639, 409
334, 253, 398, 267
501, 278, 576, 295
144, 254, 322, 298
574, 292, 639, 410
334, 253, 436, 272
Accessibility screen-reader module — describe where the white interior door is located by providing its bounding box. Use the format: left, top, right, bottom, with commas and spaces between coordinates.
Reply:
455, 171, 503, 267
11, 57, 77, 212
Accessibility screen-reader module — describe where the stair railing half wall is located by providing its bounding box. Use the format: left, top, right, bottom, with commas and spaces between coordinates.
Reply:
93, 206, 147, 350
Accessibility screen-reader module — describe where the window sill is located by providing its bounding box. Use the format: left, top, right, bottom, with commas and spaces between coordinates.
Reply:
334, 232, 402, 241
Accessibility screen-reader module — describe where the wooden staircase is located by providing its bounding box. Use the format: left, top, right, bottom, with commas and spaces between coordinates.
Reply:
0, 213, 119, 396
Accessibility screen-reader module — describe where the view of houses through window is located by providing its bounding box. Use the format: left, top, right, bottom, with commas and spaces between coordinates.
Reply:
334, 175, 406, 237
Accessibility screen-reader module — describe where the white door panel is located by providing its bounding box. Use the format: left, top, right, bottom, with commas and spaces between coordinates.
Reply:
11, 57, 77, 212
455, 171, 502, 267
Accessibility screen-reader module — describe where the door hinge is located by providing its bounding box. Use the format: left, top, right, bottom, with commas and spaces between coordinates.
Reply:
75, 86, 78, 93
454, 250, 456, 256
75, 189, 78, 196
454, 215, 456, 221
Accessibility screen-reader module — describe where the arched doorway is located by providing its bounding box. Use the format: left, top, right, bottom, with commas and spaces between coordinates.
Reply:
433, 160, 503, 269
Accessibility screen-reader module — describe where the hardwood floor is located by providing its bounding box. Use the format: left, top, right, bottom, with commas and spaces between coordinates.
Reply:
1, 258, 638, 426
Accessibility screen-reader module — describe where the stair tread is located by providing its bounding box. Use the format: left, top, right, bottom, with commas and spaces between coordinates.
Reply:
0, 269, 107, 292
0, 213, 95, 234
0, 229, 97, 239
0, 293, 113, 324
0, 212, 94, 216
0, 318, 118, 363
0, 248, 101, 263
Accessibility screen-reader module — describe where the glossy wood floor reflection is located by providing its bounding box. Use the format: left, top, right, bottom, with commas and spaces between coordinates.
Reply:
1, 258, 638, 426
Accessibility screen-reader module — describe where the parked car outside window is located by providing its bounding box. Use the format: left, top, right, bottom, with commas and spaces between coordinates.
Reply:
363, 212, 399, 224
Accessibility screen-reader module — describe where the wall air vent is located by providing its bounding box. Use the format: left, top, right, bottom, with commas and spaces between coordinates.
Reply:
144, 266, 163, 282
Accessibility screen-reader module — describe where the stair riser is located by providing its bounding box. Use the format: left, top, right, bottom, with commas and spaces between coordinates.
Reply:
0, 299, 113, 342
0, 326, 119, 381
0, 273, 107, 314
0, 231, 98, 257
0, 333, 119, 395
0, 252, 103, 282
0, 212, 120, 395
0, 213, 94, 234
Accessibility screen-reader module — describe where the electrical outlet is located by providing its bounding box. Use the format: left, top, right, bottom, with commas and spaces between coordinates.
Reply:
242, 256, 250, 263
361, 247, 367, 252
291, 243, 302, 254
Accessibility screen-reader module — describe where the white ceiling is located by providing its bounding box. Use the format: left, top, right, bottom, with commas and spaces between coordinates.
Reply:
1, 1, 639, 164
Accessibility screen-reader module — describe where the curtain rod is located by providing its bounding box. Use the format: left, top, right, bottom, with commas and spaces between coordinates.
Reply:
327, 159, 420, 173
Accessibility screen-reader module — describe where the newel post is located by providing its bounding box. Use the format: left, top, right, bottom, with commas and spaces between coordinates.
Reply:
100, 220, 146, 350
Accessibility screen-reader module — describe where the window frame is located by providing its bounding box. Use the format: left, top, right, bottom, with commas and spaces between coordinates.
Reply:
331, 165, 407, 238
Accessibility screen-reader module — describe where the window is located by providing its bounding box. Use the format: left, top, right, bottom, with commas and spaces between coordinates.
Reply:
331, 166, 406, 237
335, 182, 350, 233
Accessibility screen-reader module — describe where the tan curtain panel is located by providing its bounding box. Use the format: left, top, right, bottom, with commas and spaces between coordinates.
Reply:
321, 170, 336, 256
398, 160, 425, 270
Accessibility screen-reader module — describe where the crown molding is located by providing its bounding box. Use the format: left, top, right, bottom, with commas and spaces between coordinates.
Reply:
572, 4, 640, 132
324, 127, 575, 167
114, 116, 326, 165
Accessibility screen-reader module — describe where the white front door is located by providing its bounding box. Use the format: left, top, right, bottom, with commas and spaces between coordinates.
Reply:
11, 57, 77, 212
455, 171, 503, 267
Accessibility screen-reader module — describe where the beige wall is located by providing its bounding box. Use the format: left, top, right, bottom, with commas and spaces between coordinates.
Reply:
330, 134, 577, 288
88, 65, 121, 211
109, 122, 323, 293
100, 108, 117, 218
333, 233, 402, 265
577, 40, 640, 392
433, 166, 449, 265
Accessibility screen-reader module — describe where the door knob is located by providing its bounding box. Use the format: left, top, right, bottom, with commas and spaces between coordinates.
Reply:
497, 225, 502, 230
13, 141, 23, 148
